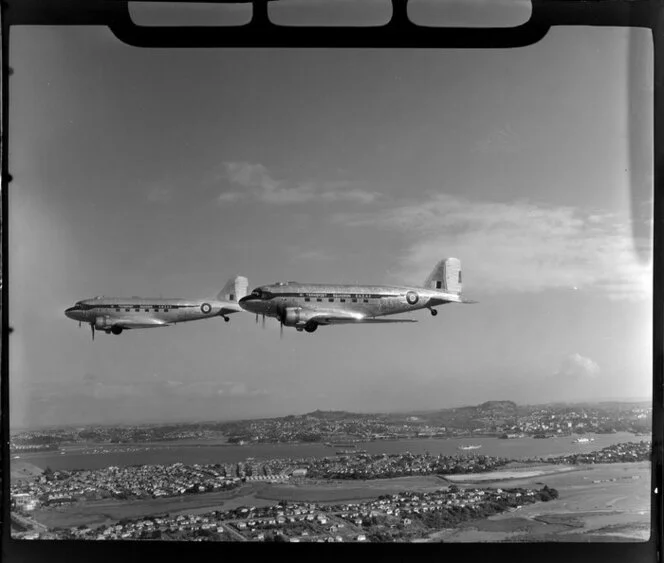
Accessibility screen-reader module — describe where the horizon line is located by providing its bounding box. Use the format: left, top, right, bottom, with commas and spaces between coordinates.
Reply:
10, 397, 653, 432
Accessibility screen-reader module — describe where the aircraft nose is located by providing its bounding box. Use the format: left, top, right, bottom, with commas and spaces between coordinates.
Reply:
65, 306, 82, 321
239, 295, 260, 313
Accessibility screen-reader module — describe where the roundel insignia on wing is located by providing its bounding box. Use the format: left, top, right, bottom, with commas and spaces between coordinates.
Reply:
406, 291, 419, 305
201, 302, 212, 314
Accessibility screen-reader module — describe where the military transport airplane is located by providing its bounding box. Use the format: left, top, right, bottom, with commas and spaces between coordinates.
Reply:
65, 276, 248, 340
239, 258, 476, 335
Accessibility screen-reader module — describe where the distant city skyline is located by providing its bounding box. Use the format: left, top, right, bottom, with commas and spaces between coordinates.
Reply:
9, 24, 653, 428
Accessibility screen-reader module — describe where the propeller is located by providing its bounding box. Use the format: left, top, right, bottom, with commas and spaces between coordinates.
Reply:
274, 305, 285, 339
90, 324, 95, 341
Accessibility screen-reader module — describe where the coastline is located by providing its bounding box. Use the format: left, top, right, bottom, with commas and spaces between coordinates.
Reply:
22, 461, 651, 542
12, 432, 645, 472
439, 464, 583, 483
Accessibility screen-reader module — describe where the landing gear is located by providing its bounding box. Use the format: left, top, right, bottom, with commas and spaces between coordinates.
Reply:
430, 308, 438, 316
222, 315, 230, 322
304, 322, 318, 333
111, 326, 123, 335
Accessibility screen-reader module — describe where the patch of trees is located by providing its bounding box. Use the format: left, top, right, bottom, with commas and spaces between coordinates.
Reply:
536, 485, 559, 502
367, 529, 394, 542
296, 432, 323, 442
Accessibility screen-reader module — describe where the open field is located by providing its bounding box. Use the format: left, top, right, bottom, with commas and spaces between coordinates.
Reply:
441, 464, 581, 482
11, 461, 44, 481
426, 461, 651, 542
29, 483, 273, 529
256, 475, 447, 503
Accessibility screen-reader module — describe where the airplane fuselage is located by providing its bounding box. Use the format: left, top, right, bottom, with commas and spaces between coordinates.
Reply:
65, 297, 242, 332
240, 282, 461, 323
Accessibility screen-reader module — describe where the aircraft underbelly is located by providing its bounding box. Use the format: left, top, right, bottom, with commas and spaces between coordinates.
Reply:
125, 315, 168, 327
375, 297, 405, 316
178, 310, 199, 322
278, 296, 413, 318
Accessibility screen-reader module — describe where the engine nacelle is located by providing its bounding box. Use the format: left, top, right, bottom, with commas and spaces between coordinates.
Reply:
281, 307, 318, 327
94, 316, 113, 330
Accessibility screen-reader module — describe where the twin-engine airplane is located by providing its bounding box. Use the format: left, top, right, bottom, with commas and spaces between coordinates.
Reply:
65, 276, 248, 340
239, 257, 476, 335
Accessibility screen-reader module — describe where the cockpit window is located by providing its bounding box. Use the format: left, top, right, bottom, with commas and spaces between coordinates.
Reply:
250, 289, 272, 300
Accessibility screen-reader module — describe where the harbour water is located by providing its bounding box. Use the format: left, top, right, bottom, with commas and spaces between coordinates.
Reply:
14, 432, 645, 471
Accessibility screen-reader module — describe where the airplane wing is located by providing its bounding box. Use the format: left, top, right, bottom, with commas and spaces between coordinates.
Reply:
111, 318, 173, 329
343, 318, 418, 324
305, 309, 417, 326
219, 303, 244, 315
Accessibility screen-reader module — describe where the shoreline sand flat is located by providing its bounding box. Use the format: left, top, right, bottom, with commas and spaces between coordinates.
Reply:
441, 464, 582, 482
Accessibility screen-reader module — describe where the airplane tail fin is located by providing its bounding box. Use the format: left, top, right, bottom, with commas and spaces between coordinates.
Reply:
216, 276, 249, 303
422, 257, 462, 295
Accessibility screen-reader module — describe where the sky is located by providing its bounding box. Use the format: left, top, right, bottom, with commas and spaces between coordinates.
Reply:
8, 7, 654, 428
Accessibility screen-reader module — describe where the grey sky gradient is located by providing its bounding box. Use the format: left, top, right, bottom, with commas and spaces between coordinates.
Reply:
9, 24, 653, 428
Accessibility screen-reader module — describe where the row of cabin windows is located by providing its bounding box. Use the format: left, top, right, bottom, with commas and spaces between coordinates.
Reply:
304, 297, 369, 303
116, 308, 171, 312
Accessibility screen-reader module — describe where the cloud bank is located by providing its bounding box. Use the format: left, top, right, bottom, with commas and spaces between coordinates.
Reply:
219, 161, 380, 205
335, 193, 651, 301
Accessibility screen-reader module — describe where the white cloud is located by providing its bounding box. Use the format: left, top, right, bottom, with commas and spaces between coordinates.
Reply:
334, 193, 652, 301
146, 186, 173, 204
553, 353, 600, 381
220, 161, 380, 205
225, 162, 278, 191
217, 192, 245, 204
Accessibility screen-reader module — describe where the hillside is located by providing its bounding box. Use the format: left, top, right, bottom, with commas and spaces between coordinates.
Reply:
11, 461, 44, 482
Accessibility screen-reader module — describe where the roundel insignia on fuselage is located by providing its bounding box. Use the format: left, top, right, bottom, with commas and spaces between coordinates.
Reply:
201, 303, 212, 314
406, 291, 419, 305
